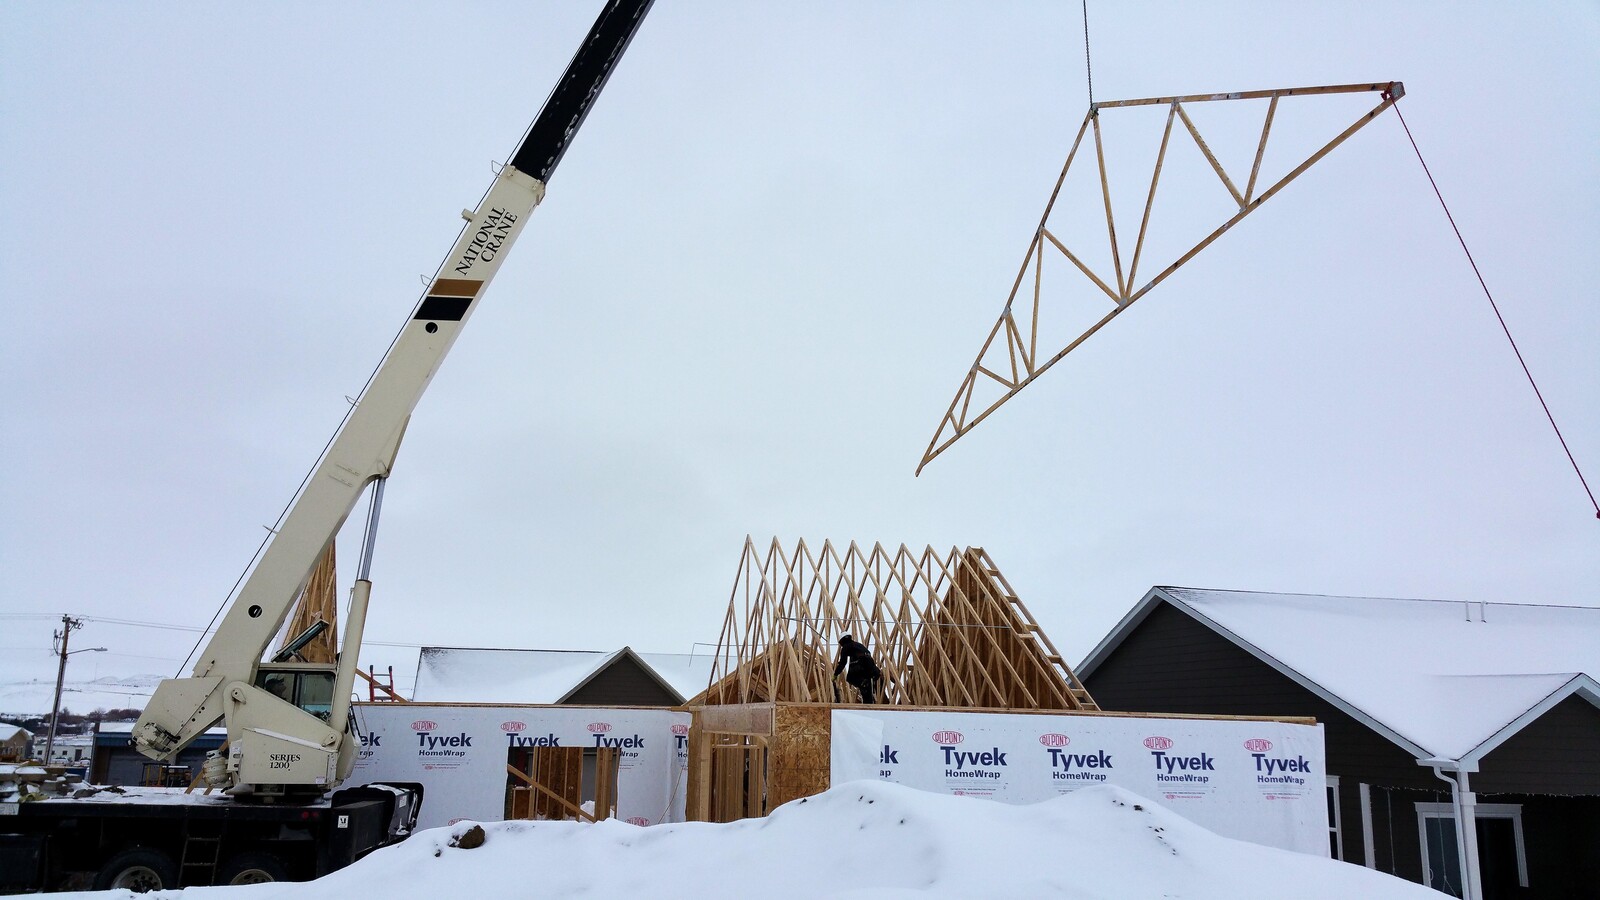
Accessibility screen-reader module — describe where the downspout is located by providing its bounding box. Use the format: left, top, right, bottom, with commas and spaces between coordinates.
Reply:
1423, 758, 1482, 900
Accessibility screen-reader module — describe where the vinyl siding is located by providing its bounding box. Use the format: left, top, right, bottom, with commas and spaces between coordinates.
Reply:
563, 655, 680, 707
1085, 600, 1449, 877
1474, 694, 1600, 794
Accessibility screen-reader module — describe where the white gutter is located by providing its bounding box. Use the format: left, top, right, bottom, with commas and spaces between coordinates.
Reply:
1421, 757, 1482, 900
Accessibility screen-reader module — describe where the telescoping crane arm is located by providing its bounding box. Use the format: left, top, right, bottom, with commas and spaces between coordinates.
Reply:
133, 0, 654, 795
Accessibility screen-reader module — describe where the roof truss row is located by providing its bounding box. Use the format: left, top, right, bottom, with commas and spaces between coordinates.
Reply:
699, 537, 1098, 711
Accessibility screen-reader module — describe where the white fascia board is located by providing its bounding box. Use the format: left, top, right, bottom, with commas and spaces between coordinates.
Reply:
1149, 588, 1435, 762
1459, 673, 1600, 769
1075, 586, 1168, 678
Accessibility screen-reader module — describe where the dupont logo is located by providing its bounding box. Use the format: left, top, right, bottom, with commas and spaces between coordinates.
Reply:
671, 724, 689, 736
1038, 733, 1070, 748
587, 722, 613, 734
501, 721, 527, 733
412, 720, 437, 732
1143, 736, 1173, 751
1243, 738, 1273, 752
932, 730, 964, 745
625, 816, 650, 826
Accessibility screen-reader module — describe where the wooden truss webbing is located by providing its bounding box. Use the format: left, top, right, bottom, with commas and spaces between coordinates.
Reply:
697, 537, 1097, 711
917, 82, 1404, 474
279, 542, 338, 663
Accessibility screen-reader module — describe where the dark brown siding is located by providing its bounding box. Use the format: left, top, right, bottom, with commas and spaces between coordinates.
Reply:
1085, 601, 1445, 874
1083, 599, 1600, 898
1515, 795, 1600, 899
563, 655, 679, 707
1084, 599, 1600, 893
1366, 785, 1445, 885
1086, 603, 1438, 782
1475, 695, 1600, 794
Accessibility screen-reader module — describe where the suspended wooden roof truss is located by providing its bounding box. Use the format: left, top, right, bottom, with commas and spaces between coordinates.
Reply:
698, 537, 1098, 711
918, 82, 1405, 473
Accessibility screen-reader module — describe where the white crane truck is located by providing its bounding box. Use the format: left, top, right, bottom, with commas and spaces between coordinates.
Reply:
0, 0, 654, 891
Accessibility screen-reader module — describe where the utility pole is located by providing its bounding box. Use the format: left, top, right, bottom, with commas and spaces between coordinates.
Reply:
44, 615, 83, 764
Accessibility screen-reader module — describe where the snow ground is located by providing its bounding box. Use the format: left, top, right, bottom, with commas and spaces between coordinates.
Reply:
74, 781, 1446, 899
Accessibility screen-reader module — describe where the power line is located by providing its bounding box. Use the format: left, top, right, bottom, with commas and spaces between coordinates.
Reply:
82, 615, 208, 634
2, 613, 209, 633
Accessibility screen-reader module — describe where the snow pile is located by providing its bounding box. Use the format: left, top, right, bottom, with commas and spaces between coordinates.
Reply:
82, 781, 1445, 899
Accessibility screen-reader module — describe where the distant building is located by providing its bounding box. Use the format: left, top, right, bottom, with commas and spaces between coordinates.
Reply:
1078, 586, 1600, 900
90, 722, 226, 786
0, 724, 32, 762
33, 734, 92, 767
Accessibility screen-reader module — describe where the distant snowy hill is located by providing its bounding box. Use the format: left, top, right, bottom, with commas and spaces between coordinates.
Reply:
71, 781, 1448, 899
0, 674, 161, 718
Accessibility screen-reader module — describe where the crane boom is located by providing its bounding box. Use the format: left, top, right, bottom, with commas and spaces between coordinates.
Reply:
133, 0, 654, 795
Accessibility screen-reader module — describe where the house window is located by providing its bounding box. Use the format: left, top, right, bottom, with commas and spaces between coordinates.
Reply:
1325, 776, 1343, 860
1414, 802, 1528, 898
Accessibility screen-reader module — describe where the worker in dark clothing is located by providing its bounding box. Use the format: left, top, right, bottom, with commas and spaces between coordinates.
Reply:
833, 634, 880, 704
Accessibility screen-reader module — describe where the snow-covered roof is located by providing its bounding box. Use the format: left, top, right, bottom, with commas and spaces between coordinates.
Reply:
1079, 587, 1600, 765
412, 647, 723, 705
0, 724, 31, 742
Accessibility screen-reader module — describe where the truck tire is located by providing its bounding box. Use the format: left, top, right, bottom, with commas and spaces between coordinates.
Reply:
93, 847, 178, 892
218, 850, 291, 885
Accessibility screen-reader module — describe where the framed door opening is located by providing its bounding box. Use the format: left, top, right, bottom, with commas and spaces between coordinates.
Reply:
506, 746, 620, 822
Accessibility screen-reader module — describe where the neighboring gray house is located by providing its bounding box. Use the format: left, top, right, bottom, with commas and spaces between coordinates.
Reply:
1079, 587, 1600, 900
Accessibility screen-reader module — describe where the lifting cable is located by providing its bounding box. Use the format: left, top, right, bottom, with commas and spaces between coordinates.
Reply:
1391, 101, 1599, 520
1081, 0, 1094, 107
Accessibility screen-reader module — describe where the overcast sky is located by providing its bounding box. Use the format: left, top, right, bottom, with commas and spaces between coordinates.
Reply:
3, 1, 1596, 705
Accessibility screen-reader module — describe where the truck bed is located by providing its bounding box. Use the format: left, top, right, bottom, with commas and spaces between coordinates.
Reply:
1, 782, 420, 892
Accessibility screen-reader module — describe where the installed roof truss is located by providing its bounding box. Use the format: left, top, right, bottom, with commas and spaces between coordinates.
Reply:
699, 537, 1097, 711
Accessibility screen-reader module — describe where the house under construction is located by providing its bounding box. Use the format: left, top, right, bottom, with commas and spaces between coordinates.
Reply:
686, 537, 1104, 822
346, 536, 1324, 854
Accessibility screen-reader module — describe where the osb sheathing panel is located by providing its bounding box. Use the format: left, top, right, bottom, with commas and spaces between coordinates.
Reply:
697, 703, 775, 736
767, 705, 831, 808
685, 721, 709, 822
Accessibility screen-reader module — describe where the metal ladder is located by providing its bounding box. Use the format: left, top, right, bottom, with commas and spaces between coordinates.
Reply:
179, 823, 224, 886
